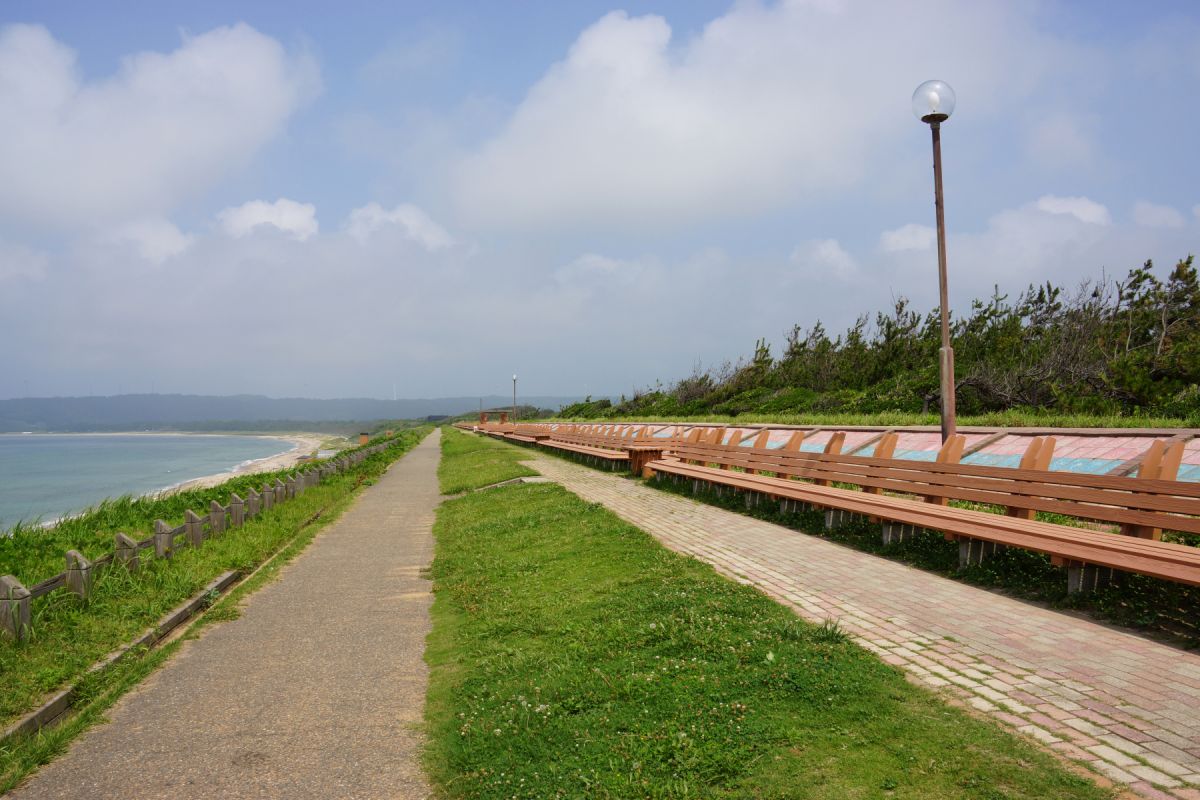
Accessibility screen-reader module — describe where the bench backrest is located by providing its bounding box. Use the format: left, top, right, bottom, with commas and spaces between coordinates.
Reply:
663, 438, 1200, 537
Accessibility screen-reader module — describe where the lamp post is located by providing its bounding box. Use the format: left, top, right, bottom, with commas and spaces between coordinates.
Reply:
913, 79, 957, 442
512, 374, 517, 422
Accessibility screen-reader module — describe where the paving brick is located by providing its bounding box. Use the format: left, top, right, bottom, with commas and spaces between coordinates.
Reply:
1087, 744, 1139, 767
1126, 783, 1182, 800
1128, 765, 1182, 788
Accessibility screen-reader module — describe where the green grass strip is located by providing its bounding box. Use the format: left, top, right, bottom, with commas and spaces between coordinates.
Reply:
425, 482, 1109, 799
438, 427, 536, 494
0, 428, 429, 729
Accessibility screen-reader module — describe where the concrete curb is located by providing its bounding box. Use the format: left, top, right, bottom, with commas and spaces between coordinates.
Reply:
442, 476, 552, 500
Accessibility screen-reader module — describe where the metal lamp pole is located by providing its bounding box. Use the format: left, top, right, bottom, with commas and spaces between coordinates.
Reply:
914, 80, 958, 442
512, 374, 517, 422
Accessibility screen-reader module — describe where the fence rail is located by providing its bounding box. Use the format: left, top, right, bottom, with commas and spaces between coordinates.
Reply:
2, 440, 394, 642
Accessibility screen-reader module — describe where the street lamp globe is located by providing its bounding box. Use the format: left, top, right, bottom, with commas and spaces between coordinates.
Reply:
912, 80, 955, 124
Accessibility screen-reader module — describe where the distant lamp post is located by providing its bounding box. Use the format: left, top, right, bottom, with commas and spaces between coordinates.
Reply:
512, 374, 518, 422
912, 79, 958, 442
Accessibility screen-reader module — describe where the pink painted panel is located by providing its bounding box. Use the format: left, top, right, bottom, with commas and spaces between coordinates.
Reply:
841, 430, 880, 450
978, 434, 1027, 456
802, 430, 835, 447
895, 432, 943, 453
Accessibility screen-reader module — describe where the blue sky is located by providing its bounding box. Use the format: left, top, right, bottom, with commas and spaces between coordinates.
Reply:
0, 1, 1197, 400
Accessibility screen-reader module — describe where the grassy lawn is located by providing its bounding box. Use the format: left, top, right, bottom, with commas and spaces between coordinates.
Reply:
425, 482, 1109, 799
438, 426, 537, 494
0, 429, 429, 735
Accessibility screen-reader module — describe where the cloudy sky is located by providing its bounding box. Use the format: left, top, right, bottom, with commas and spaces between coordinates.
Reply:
1, 0, 1197, 401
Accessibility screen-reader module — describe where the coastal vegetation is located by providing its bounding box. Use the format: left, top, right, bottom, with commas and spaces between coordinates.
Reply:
560, 257, 1199, 424
0, 428, 429, 790
437, 427, 536, 494
424, 478, 1108, 798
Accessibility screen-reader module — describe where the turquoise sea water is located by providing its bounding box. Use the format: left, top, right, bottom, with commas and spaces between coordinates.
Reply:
0, 434, 292, 530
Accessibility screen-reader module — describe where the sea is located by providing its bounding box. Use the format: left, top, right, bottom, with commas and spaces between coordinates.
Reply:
0, 434, 294, 530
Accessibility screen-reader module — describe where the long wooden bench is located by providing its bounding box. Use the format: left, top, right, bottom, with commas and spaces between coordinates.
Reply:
540, 428, 637, 467
645, 435, 1200, 591
503, 424, 553, 444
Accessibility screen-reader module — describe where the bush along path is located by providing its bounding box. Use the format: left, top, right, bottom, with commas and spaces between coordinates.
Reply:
0, 427, 430, 793
424, 477, 1110, 799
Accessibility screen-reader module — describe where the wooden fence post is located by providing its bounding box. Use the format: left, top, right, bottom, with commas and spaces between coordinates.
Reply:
154, 519, 174, 559
261, 483, 274, 511
1, 575, 31, 641
185, 510, 205, 548
246, 488, 261, 517
285, 476, 296, 499
275, 478, 286, 504
65, 550, 93, 599
229, 493, 245, 528
210, 500, 226, 535
115, 532, 140, 571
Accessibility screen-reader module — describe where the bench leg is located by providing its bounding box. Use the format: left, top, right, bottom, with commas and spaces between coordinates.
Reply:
778, 499, 811, 515
881, 521, 922, 545
1066, 562, 1124, 594
823, 508, 861, 530
959, 538, 1007, 567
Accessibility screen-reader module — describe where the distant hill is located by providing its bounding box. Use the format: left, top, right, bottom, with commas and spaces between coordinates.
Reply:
0, 394, 590, 432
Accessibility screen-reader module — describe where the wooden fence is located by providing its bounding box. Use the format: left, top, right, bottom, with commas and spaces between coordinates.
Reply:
1, 441, 393, 642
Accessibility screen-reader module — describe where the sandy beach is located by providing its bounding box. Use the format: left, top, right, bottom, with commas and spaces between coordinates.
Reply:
155, 433, 332, 495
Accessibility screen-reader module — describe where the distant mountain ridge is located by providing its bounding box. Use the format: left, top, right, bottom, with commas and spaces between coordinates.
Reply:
0, 393, 590, 432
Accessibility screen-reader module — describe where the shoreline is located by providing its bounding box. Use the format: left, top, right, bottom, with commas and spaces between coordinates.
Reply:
150, 434, 330, 495
23, 433, 336, 530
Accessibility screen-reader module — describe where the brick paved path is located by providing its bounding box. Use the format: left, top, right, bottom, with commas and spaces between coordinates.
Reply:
530, 453, 1200, 800
11, 432, 441, 800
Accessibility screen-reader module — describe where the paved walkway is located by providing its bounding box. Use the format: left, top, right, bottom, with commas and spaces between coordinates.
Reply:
11, 431, 441, 800
530, 453, 1200, 800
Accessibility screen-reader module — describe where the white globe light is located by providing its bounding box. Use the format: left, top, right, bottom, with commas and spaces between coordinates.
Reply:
912, 80, 955, 123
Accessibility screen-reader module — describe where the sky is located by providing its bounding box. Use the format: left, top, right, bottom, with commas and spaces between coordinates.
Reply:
0, 0, 1197, 401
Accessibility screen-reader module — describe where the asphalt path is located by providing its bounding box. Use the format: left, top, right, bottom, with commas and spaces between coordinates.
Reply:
9, 429, 441, 800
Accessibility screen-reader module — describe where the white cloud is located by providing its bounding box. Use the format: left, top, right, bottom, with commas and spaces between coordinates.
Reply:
790, 239, 857, 280
0, 238, 47, 282
345, 202, 453, 250
453, 3, 1067, 231
1034, 195, 1111, 225
554, 253, 657, 288
0, 23, 318, 229
109, 218, 194, 263
359, 26, 461, 82
1133, 200, 1185, 228
880, 224, 935, 252
1025, 112, 1096, 168
218, 199, 319, 241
